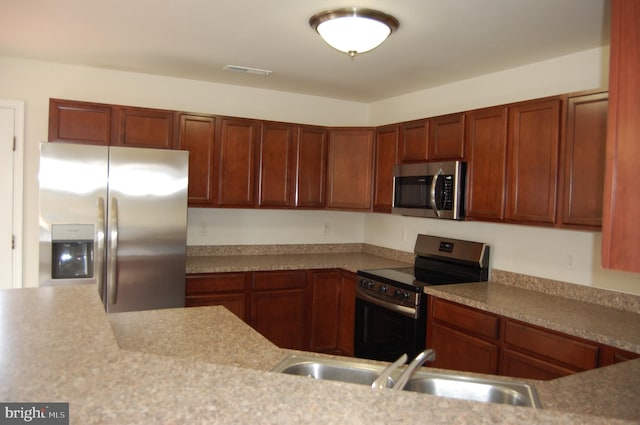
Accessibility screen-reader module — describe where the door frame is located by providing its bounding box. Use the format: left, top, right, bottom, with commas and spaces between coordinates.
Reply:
1, 99, 25, 288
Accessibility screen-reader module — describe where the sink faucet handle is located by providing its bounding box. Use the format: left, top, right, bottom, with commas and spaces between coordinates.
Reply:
393, 349, 436, 390
371, 353, 407, 389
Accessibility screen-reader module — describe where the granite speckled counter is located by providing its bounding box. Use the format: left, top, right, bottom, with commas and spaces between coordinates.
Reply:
2, 285, 639, 424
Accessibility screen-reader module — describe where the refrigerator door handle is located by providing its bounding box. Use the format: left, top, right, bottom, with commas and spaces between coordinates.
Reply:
96, 196, 106, 300
108, 197, 119, 305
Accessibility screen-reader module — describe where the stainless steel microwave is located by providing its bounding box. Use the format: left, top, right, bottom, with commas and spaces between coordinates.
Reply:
392, 161, 466, 219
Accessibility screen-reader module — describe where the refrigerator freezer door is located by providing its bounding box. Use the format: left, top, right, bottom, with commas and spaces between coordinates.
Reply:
106, 146, 188, 313
39, 143, 109, 289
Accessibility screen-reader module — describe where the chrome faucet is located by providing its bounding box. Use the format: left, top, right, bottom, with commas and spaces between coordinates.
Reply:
370, 349, 436, 390
371, 354, 407, 389
393, 349, 436, 390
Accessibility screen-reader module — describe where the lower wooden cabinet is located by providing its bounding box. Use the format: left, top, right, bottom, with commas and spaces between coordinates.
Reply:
185, 273, 249, 322
309, 270, 356, 356
250, 270, 309, 351
427, 296, 640, 380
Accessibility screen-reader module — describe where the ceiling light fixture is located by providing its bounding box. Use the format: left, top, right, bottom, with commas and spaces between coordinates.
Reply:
309, 7, 399, 58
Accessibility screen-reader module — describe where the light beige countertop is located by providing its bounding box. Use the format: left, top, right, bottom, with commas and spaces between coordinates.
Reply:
2, 285, 639, 424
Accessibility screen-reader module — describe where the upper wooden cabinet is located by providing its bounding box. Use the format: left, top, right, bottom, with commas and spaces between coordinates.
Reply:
49, 98, 113, 145
505, 98, 562, 225
465, 106, 509, 221
216, 117, 259, 207
373, 124, 399, 213
559, 92, 608, 228
429, 113, 465, 160
257, 122, 296, 208
178, 114, 216, 206
49, 99, 178, 149
295, 126, 328, 208
602, 0, 640, 273
398, 119, 429, 163
113, 106, 177, 149
326, 128, 375, 210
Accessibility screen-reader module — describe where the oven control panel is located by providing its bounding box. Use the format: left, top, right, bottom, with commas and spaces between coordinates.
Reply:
357, 278, 420, 308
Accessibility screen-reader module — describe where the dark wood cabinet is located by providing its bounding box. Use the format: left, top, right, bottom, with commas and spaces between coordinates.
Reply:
295, 126, 327, 208
257, 122, 296, 208
429, 113, 465, 160
464, 106, 509, 221
114, 106, 177, 149
309, 270, 356, 356
179, 114, 216, 205
216, 117, 259, 207
501, 319, 599, 379
326, 128, 375, 210
373, 124, 399, 213
250, 270, 309, 350
427, 297, 500, 374
559, 92, 608, 228
427, 296, 636, 381
506, 98, 562, 225
185, 273, 249, 322
602, 0, 640, 273
49, 98, 113, 145
398, 119, 429, 163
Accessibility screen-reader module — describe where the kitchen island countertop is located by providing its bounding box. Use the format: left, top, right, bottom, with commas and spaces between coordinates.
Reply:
2, 285, 639, 424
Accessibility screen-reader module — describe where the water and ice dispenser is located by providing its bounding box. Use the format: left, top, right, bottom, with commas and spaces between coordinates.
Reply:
50, 224, 95, 279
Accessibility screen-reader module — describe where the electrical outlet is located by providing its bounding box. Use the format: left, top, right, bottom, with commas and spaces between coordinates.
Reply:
567, 251, 576, 269
199, 223, 208, 237
322, 222, 330, 236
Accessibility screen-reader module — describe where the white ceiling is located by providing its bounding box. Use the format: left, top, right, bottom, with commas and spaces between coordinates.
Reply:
0, 0, 610, 102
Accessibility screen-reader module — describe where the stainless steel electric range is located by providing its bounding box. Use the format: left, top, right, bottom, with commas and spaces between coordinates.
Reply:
355, 234, 490, 362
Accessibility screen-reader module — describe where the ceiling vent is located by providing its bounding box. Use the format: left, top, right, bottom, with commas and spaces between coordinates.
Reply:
223, 65, 272, 76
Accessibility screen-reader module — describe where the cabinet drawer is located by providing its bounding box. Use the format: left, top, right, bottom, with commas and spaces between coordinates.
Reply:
431, 298, 500, 340
504, 319, 598, 371
252, 270, 307, 291
186, 273, 247, 295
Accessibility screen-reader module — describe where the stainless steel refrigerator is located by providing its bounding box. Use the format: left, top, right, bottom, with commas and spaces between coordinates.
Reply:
38, 142, 189, 313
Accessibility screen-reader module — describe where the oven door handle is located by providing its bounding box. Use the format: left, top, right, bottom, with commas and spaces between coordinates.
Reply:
356, 290, 419, 319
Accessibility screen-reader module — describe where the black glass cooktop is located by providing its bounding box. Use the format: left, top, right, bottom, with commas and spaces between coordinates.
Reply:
357, 264, 488, 291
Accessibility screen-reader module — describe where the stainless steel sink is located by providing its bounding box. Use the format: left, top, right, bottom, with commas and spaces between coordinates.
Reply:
271, 355, 541, 408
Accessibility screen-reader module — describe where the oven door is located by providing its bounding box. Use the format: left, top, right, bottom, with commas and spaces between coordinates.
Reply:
354, 295, 426, 362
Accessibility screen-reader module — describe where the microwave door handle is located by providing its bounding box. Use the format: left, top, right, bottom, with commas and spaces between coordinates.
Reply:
96, 197, 106, 301
108, 197, 119, 306
430, 169, 443, 217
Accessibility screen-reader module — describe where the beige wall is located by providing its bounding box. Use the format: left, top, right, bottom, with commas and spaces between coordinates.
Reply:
2, 48, 639, 295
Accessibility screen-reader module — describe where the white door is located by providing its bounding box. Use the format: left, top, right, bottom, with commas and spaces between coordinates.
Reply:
0, 100, 24, 289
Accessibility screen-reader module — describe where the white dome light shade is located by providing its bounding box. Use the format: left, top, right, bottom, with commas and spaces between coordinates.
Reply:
310, 8, 399, 57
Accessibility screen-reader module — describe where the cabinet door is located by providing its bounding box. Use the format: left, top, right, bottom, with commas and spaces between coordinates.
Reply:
179, 114, 216, 205
502, 319, 599, 374
309, 270, 343, 354
506, 99, 561, 224
501, 348, 576, 380
185, 273, 248, 322
602, 0, 640, 273
258, 122, 295, 207
599, 345, 640, 367
373, 125, 398, 213
48, 98, 113, 145
398, 119, 429, 163
250, 271, 309, 350
429, 113, 465, 160
308, 270, 356, 356
338, 271, 356, 357
217, 117, 259, 207
464, 107, 508, 221
295, 126, 327, 208
326, 128, 375, 210
429, 323, 499, 374
560, 92, 608, 228
114, 106, 177, 149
